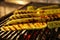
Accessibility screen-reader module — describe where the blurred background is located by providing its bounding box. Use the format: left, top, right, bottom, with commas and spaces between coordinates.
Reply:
0, 0, 60, 17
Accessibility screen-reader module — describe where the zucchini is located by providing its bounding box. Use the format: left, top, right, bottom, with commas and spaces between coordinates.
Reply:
47, 21, 60, 29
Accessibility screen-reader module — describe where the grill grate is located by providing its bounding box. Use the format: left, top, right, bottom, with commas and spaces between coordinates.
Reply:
0, 2, 60, 40
0, 28, 60, 40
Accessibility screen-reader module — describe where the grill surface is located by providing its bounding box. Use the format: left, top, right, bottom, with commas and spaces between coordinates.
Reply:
0, 2, 60, 40
0, 28, 60, 40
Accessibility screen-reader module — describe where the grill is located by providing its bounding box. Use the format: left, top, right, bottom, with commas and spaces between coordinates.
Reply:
0, 2, 60, 40
0, 28, 60, 40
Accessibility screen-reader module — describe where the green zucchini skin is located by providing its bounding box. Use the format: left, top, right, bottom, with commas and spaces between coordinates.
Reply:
47, 21, 60, 29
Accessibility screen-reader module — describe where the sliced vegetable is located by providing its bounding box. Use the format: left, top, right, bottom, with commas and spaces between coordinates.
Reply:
47, 21, 60, 29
